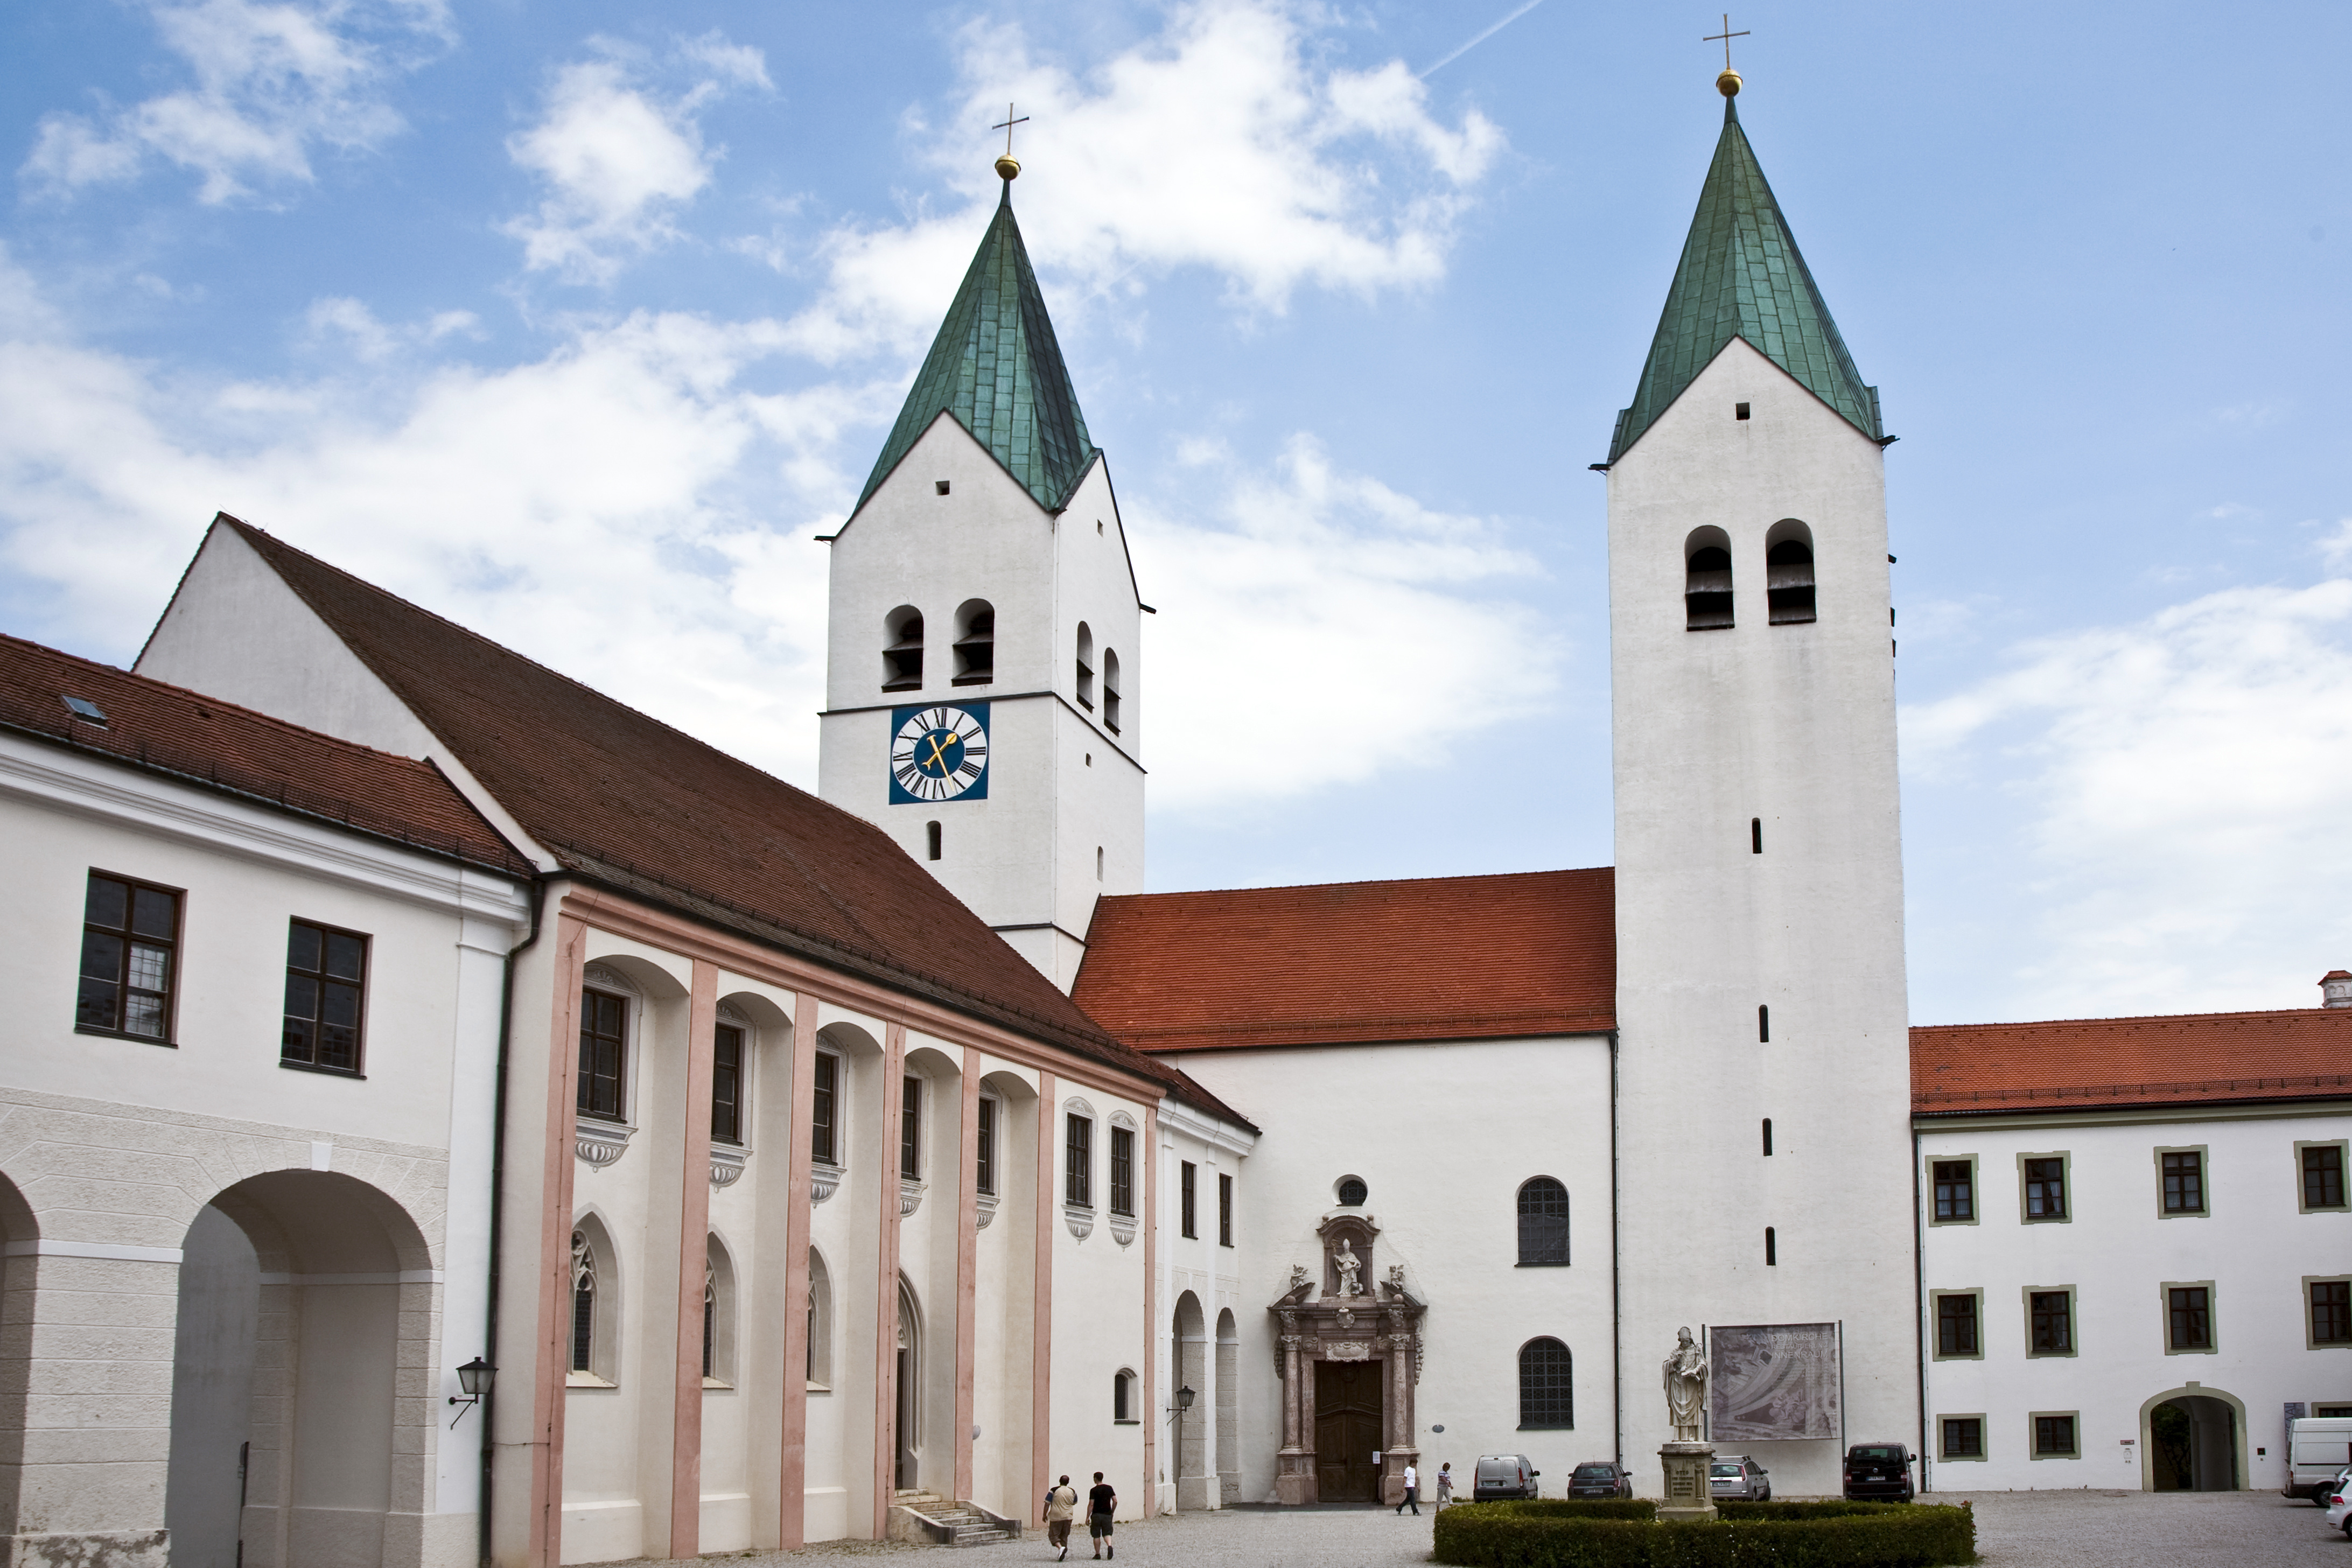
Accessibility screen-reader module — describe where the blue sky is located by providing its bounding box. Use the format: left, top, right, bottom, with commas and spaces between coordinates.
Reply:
3, 0, 2347, 1025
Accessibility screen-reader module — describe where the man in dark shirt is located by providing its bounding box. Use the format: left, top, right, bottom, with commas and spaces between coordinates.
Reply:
1086, 1472, 1117, 1559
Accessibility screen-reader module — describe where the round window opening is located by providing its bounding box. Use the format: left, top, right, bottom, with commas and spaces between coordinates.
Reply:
1335, 1177, 1368, 1207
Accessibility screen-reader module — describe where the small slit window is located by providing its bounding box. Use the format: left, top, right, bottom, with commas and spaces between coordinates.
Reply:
1764, 1226, 1777, 1265
926, 821, 942, 862
1761, 1119, 1773, 1157
883, 606, 924, 692
953, 599, 995, 686
1765, 520, 1817, 625
1075, 622, 1095, 709
1684, 527, 1733, 630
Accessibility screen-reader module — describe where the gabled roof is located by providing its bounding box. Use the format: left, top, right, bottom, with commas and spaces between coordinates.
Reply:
0, 632, 531, 876
203, 516, 1174, 1077
1072, 868, 1617, 1054
1609, 97, 1881, 463
856, 185, 1098, 516
1910, 1005, 2352, 1116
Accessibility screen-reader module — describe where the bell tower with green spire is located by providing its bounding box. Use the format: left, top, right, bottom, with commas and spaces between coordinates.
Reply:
1603, 64, 1918, 1494
817, 151, 1146, 992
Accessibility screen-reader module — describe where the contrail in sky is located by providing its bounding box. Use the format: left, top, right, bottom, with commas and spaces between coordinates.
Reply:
1419, 0, 1549, 79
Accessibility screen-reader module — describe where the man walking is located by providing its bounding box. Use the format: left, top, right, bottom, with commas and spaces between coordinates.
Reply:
1087, 1472, 1117, 1559
1042, 1474, 1077, 1560
1395, 1461, 1420, 1515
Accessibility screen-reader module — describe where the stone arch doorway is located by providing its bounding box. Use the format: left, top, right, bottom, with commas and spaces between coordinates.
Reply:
1214, 1310, 1239, 1506
895, 1278, 922, 1492
1170, 1291, 1207, 1510
167, 1169, 435, 1568
2140, 1384, 2245, 1492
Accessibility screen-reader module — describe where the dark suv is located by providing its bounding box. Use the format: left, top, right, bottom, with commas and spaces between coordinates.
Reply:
1843, 1443, 1915, 1502
1566, 1460, 1633, 1499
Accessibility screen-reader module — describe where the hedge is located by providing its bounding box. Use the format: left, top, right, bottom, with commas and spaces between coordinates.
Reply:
1431, 1498, 1975, 1568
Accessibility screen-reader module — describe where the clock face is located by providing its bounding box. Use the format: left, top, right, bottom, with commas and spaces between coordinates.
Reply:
889, 703, 990, 803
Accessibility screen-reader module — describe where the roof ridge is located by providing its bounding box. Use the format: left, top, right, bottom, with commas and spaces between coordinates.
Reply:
1912, 1005, 2342, 1033
1098, 865, 1614, 902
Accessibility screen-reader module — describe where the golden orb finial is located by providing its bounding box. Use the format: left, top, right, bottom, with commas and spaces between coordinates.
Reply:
1717, 66, 1741, 97
995, 152, 1021, 181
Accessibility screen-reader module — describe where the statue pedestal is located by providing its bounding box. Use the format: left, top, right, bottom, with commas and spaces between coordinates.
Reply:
1656, 1442, 1717, 1522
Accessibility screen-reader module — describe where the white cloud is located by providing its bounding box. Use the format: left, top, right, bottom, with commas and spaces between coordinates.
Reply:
1902, 578, 2352, 1017
2318, 518, 2352, 573
504, 36, 770, 284
301, 296, 479, 360
1132, 435, 1558, 810
18, 0, 447, 204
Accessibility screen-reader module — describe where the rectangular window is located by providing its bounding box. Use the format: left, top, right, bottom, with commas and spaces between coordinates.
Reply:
1936, 1293, 1979, 1356
2034, 1414, 2077, 1457
1219, 1173, 1234, 1247
2167, 1286, 2211, 1350
1941, 1417, 1984, 1459
1181, 1161, 1197, 1238
282, 918, 367, 1073
901, 1075, 921, 1181
810, 1052, 837, 1165
710, 1024, 743, 1145
1065, 1114, 1091, 1207
2028, 1290, 2073, 1355
1932, 1159, 1975, 1222
2024, 1157, 2067, 1220
2313, 1280, 2351, 1345
78, 872, 181, 1041
1110, 1125, 1134, 1217
577, 990, 627, 1122
976, 1097, 996, 1196
2305, 1145, 2347, 1210
2161, 1151, 2204, 1214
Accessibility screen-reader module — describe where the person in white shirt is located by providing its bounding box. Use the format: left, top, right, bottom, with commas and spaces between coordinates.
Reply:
1395, 1461, 1420, 1515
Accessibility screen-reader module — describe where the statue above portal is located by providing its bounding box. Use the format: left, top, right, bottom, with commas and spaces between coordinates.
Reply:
1663, 1327, 1707, 1442
1334, 1238, 1363, 1298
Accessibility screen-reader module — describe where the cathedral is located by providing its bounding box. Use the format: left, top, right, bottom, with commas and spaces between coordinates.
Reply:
0, 69, 2343, 1568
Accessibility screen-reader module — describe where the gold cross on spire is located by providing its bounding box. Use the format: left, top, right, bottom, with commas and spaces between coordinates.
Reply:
1704, 14, 1749, 96
991, 103, 1030, 181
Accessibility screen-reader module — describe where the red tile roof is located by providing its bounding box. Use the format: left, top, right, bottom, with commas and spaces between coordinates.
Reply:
0, 632, 531, 875
197, 516, 1243, 1115
1911, 1006, 2352, 1115
1073, 868, 1616, 1054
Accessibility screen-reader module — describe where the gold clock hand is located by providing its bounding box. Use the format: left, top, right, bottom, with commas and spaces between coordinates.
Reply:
923, 736, 953, 772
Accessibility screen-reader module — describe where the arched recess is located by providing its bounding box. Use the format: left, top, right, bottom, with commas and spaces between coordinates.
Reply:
568, 1210, 622, 1385
1763, 518, 1817, 625
2138, 1383, 2246, 1492
805, 1246, 835, 1392
577, 955, 690, 1153
1214, 1310, 1240, 1506
1075, 623, 1096, 709
971, 1070, 1039, 1517
883, 605, 925, 691
184, 1169, 436, 1568
893, 1277, 925, 1491
704, 1233, 738, 1387
715, 988, 792, 1164
0, 1173, 38, 1546
1171, 1291, 1208, 1509
1101, 649, 1123, 733
953, 600, 996, 686
1685, 526, 1734, 630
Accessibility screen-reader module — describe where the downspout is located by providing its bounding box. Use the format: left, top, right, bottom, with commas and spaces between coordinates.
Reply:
481, 875, 548, 1566
1910, 1121, 1928, 1493
1608, 1028, 1622, 1472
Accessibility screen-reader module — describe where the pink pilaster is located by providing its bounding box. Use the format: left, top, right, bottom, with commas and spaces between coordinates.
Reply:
1030, 1072, 1056, 1515
954, 1067, 980, 1503
667, 960, 719, 1559
872, 1023, 908, 1537
774, 991, 822, 1549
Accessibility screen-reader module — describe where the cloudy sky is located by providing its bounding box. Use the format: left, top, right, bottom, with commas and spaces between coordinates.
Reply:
3, 0, 2346, 1025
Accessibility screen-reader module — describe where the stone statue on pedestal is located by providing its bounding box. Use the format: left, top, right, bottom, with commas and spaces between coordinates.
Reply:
1334, 1238, 1362, 1298
1655, 1327, 1716, 1522
1662, 1326, 1707, 1442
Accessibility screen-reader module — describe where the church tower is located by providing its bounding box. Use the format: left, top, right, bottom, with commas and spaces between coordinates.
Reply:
817, 157, 1145, 991
1603, 71, 1919, 1492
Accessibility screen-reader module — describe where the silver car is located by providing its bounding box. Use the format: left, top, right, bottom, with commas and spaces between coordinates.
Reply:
1708, 1455, 1771, 1501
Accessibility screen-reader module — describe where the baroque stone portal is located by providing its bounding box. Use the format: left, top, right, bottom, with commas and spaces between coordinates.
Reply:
1269, 1213, 1426, 1506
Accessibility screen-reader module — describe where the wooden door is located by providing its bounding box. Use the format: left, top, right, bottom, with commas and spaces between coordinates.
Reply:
1313, 1361, 1384, 1502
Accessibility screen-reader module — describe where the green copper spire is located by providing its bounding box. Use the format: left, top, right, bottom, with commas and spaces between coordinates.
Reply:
1608, 96, 1881, 463
856, 184, 1097, 514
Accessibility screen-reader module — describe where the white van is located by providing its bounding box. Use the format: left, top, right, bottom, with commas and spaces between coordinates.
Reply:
2286, 1417, 2352, 1503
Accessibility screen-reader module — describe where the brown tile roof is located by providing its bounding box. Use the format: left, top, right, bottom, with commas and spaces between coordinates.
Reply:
1073, 867, 1616, 1054
198, 515, 1228, 1102
0, 632, 533, 875
1911, 1006, 2352, 1115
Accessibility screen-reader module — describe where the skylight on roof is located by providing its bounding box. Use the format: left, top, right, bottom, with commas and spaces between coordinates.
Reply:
61, 695, 107, 725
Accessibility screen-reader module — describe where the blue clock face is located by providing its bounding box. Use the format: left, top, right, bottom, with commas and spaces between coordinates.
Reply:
890, 703, 989, 803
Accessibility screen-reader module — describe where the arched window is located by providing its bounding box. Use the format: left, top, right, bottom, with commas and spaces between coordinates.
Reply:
704, 1235, 736, 1386
1685, 528, 1733, 630
1102, 649, 1122, 733
1517, 1177, 1570, 1265
1765, 520, 1816, 625
1075, 622, 1095, 709
1114, 1368, 1138, 1422
807, 1247, 834, 1390
568, 1219, 619, 1385
953, 600, 995, 685
570, 1230, 596, 1374
1518, 1338, 1573, 1429
883, 605, 924, 691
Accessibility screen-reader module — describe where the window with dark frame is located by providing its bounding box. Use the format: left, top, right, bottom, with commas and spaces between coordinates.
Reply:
577, 989, 627, 1122
1932, 1160, 1975, 1222
1517, 1338, 1573, 1429
571, 1230, 596, 1374
901, 1075, 921, 1181
1764, 1226, 1776, 1265
2167, 1286, 2211, 1350
78, 872, 180, 1040
702, 1271, 717, 1380
1942, 1417, 1983, 1458
2306, 1146, 2347, 1209
2034, 1415, 2076, 1457
1109, 1125, 1133, 1216
2312, 1281, 2351, 1345
1066, 1114, 1092, 1207
711, 1024, 744, 1145
811, 1052, 838, 1165
1517, 1177, 1571, 1265
1761, 1118, 1773, 1156
2024, 1158, 2067, 1219
1219, 1172, 1233, 1247
1112, 1371, 1129, 1422
2161, 1151, 2204, 1214
1180, 1161, 1197, 1238
2029, 1291, 2073, 1354
976, 1097, 996, 1196
1936, 1294, 1979, 1356
282, 919, 367, 1073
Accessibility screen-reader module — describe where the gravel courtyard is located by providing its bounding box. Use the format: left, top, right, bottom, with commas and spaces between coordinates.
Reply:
627, 1488, 2349, 1567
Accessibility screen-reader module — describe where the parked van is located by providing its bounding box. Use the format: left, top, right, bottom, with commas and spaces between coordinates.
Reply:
1473, 1454, 1541, 1500
2287, 1418, 2352, 1503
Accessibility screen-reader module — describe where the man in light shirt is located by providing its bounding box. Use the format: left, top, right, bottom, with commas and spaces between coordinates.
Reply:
1395, 1461, 1420, 1515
